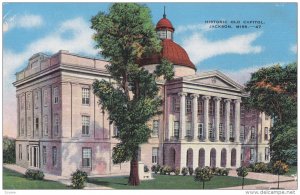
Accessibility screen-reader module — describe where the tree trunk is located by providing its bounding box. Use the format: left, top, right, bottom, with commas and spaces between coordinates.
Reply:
242, 176, 244, 189
203, 181, 205, 189
128, 151, 140, 186
277, 173, 280, 189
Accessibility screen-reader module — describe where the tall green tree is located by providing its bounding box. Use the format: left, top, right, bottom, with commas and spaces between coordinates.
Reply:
91, 3, 173, 186
244, 62, 297, 164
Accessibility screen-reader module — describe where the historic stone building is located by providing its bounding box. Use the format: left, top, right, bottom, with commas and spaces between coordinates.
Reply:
14, 14, 271, 176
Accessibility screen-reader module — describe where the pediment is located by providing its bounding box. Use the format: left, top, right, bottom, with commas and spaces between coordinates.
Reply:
183, 70, 244, 91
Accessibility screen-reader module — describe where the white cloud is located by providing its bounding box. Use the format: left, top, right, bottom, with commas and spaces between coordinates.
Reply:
3, 14, 43, 32
223, 62, 286, 85
182, 31, 263, 64
176, 23, 212, 34
290, 44, 297, 54
3, 17, 98, 137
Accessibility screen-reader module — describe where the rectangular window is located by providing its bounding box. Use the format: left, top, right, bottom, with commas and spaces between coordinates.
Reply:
34, 91, 39, 108
113, 125, 119, 137
219, 123, 224, 138
174, 121, 179, 138
208, 123, 213, 139
198, 99, 203, 114
82, 115, 90, 135
186, 122, 191, 137
19, 144, 22, 160
152, 120, 159, 137
241, 148, 244, 161
82, 148, 92, 168
43, 89, 48, 106
240, 125, 245, 140
186, 97, 192, 113
250, 148, 255, 161
54, 114, 59, 136
230, 124, 233, 138
52, 146, 57, 166
35, 117, 39, 136
43, 146, 47, 165
173, 97, 180, 112
241, 106, 245, 119
43, 115, 48, 136
152, 148, 158, 164
251, 126, 255, 140
27, 145, 29, 161
198, 123, 204, 139
53, 87, 59, 104
82, 88, 90, 105
209, 100, 214, 116
265, 147, 270, 161
264, 127, 269, 141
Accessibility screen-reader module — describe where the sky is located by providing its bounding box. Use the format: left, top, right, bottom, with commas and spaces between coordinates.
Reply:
3, 2, 297, 137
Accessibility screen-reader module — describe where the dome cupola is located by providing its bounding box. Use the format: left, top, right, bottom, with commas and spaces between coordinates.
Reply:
156, 7, 174, 40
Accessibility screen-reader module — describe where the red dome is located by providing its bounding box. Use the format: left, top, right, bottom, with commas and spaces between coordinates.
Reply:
156, 18, 174, 32
139, 39, 196, 70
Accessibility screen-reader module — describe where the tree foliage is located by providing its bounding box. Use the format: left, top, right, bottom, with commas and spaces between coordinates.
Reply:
3, 136, 15, 164
91, 3, 174, 185
194, 166, 213, 189
244, 62, 297, 164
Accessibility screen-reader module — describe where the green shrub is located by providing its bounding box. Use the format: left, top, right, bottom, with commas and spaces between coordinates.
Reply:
254, 162, 268, 173
181, 167, 188, 176
247, 163, 255, 172
3, 137, 15, 164
188, 167, 194, 175
194, 166, 213, 189
174, 168, 180, 175
151, 164, 160, 174
163, 165, 172, 175
222, 168, 230, 176
159, 166, 165, 175
236, 166, 248, 189
25, 169, 44, 180
144, 165, 149, 172
71, 169, 88, 189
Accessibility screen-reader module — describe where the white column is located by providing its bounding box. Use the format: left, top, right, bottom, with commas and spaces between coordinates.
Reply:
224, 99, 231, 142
191, 94, 199, 140
234, 99, 241, 143
202, 96, 210, 142
214, 97, 221, 142
179, 92, 187, 140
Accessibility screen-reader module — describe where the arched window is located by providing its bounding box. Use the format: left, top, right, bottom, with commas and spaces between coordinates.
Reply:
198, 148, 205, 167
210, 148, 216, 168
231, 148, 237, 167
169, 147, 176, 169
186, 148, 193, 168
221, 148, 227, 167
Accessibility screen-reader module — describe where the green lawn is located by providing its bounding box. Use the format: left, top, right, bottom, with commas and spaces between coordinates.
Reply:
87, 174, 265, 189
3, 168, 69, 189
285, 166, 297, 176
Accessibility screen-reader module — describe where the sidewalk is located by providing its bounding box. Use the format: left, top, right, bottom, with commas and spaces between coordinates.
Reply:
220, 169, 298, 190
3, 164, 112, 189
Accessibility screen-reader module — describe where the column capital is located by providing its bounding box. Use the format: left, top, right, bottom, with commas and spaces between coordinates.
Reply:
234, 99, 242, 104
202, 95, 211, 100
213, 96, 222, 102
190, 94, 199, 99
178, 92, 187, 97
224, 98, 232, 103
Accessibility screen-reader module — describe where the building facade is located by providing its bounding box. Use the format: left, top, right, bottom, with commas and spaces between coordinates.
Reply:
14, 14, 271, 176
